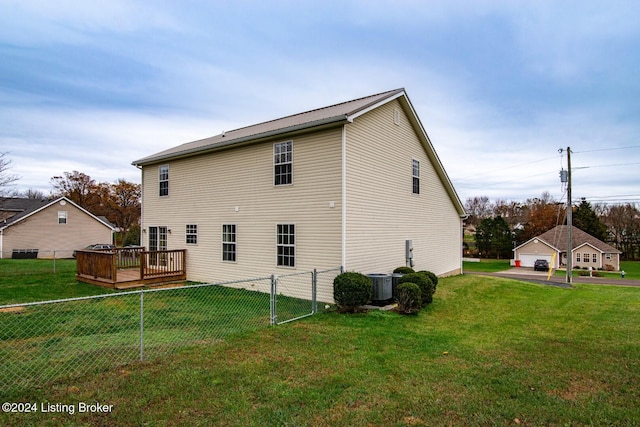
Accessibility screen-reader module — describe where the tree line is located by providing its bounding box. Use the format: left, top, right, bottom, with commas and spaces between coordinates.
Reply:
465, 192, 640, 260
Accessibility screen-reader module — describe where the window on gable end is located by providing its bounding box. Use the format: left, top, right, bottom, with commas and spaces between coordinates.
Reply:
159, 165, 169, 197
58, 211, 67, 224
412, 160, 420, 194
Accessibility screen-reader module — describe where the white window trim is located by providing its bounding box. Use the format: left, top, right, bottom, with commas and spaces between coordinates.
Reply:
273, 141, 293, 186
276, 223, 296, 268
186, 224, 198, 245
412, 159, 420, 195
159, 165, 169, 197
58, 211, 68, 225
222, 224, 237, 263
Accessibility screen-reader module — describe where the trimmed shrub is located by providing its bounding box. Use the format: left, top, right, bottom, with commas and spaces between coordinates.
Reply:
398, 272, 434, 306
396, 282, 421, 314
333, 272, 372, 312
418, 270, 438, 292
393, 266, 415, 274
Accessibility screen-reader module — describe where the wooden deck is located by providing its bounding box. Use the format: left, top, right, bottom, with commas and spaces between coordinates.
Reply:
76, 248, 187, 289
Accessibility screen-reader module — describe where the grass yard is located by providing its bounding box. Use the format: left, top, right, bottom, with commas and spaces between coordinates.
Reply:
2, 274, 639, 426
463, 258, 511, 272
464, 258, 640, 280
0, 259, 115, 304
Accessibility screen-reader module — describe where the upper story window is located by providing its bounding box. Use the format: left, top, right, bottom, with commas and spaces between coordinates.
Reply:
186, 224, 198, 245
58, 211, 67, 224
412, 160, 420, 194
159, 165, 169, 197
274, 141, 293, 186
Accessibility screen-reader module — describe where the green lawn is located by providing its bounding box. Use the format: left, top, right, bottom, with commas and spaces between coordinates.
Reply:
463, 258, 511, 272
2, 274, 639, 426
464, 258, 640, 280
0, 259, 115, 304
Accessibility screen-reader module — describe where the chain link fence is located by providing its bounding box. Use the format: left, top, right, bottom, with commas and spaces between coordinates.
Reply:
1, 250, 80, 276
0, 267, 341, 397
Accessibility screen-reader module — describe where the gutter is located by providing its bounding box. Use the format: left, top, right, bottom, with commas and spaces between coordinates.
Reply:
132, 114, 350, 167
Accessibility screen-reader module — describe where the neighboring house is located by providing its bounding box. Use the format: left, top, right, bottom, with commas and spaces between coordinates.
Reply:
0, 196, 115, 259
514, 225, 621, 271
132, 88, 466, 301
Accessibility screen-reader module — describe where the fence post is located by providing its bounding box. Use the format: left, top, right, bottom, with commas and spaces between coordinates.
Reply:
53, 251, 57, 274
139, 290, 144, 361
270, 274, 277, 326
312, 269, 317, 314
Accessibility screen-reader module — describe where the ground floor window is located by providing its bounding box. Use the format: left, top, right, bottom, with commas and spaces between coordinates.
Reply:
222, 224, 236, 262
276, 224, 295, 267
186, 224, 198, 244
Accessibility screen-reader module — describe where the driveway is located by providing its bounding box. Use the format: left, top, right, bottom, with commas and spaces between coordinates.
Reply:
466, 268, 640, 288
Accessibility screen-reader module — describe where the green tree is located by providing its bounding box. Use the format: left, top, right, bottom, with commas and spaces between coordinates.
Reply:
573, 199, 607, 241
475, 216, 513, 258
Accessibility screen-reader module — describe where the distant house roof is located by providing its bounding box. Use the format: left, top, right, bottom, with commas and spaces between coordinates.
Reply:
132, 88, 406, 166
0, 198, 53, 226
0, 196, 115, 231
525, 225, 621, 254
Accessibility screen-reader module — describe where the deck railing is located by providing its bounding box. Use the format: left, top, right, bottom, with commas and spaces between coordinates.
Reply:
76, 248, 186, 285
141, 249, 186, 279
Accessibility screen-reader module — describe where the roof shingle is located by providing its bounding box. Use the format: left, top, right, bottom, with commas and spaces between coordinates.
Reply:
538, 225, 621, 254
132, 88, 405, 166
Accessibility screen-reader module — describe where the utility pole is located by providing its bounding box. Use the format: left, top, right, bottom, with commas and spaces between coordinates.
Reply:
559, 147, 573, 284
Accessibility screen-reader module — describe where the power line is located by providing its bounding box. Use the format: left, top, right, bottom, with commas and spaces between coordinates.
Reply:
456, 155, 559, 180
573, 161, 640, 169
573, 145, 640, 154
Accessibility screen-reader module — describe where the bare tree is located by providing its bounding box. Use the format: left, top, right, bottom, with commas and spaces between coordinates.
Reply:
464, 196, 492, 226
50, 171, 98, 209
603, 203, 640, 260
0, 152, 20, 197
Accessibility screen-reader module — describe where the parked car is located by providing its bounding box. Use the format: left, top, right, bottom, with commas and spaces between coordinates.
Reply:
72, 244, 116, 258
534, 259, 549, 271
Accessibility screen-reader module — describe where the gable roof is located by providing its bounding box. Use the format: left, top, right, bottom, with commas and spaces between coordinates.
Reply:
0, 198, 52, 225
524, 225, 621, 254
132, 88, 406, 166
132, 88, 465, 216
0, 196, 115, 231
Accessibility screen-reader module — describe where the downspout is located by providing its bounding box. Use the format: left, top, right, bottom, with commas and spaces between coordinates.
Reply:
341, 124, 347, 270
0, 228, 3, 259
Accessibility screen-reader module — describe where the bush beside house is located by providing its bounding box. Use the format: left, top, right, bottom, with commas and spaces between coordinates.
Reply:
333, 268, 439, 315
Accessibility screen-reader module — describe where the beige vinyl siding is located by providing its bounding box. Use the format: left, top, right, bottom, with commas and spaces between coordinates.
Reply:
2, 200, 112, 258
573, 243, 602, 269
141, 127, 343, 302
344, 99, 462, 276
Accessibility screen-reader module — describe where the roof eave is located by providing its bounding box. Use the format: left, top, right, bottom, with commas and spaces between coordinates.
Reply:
132, 115, 350, 167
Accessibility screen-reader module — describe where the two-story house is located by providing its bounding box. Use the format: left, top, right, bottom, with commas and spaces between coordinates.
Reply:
132, 88, 465, 301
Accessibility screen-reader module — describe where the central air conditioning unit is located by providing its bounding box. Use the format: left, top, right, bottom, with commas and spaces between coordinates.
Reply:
367, 273, 392, 304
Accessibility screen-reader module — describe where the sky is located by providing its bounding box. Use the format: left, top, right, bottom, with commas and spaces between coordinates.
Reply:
1, 0, 639, 206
